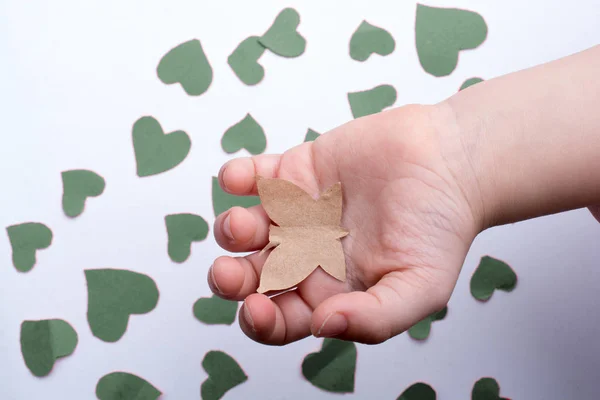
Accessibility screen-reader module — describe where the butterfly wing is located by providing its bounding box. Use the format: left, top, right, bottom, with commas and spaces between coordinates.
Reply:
257, 241, 319, 293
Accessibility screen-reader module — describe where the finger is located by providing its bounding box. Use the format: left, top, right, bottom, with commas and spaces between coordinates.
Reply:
208, 251, 267, 301
219, 155, 281, 196
310, 269, 450, 344
214, 206, 270, 252
239, 291, 312, 346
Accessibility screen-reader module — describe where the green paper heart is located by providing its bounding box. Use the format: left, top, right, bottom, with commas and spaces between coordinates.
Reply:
415, 4, 488, 77
470, 256, 517, 301
211, 177, 260, 217
132, 116, 191, 177
259, 8, 306, 58
62, 170, 105, 218
348, 84, 397, 119
193, 295, 238, 325
221, 114, 266, 155
201, 350, 248, 400
472, 377, 510, 400
460, 77, 484, 91
7, 222, 53, 272
228, 36, 266, 85
408, 306, 447, 340
302, 338, 356, 393
20, 319, 78, 377
85, 268, 159, 342
96, 372, 161, 400
157, 39, 213, 96
349, 20, 395, 61
397, 382, 436, 400
165, 213, 209, 263
304, 128, 320, 142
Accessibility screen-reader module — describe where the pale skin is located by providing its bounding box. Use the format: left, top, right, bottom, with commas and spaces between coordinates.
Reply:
208, 45, 600, 345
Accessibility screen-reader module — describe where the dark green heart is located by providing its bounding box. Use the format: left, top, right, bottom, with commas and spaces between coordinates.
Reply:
7, 222, 53, 272
96, 372, 161, 400
302, 338, 356, 393
228, 36, 266, 85
20, 319, 78, 377
349, 20, 395, 61
85, 268, 159, 342
397, 382, 436, 400
193, 295, 238, 325
416, 4, 488, 77
132, 116, 191, 177
201, 350, 247, 400
470, 256, 517, 301
460, 77, 484, 91
157, 39, 213, 96
221, 114, 266, 155
165, 213, 209, 263
304, 128, 320, 142
62, 169, 105, 218
472, 377, 510, 400
408, 306, 447, 340
211, 176, 260, 217
259, 8, 306, 58
348, 85, 397, 119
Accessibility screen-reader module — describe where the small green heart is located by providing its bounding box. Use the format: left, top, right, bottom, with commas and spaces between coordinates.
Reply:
201, 350, 247, 400
304, 128, 320, 142
416, 4, 488, 77
470, 256, 517, 301
472, 377, 510, 400
259, 8, 306, 58
408, 306, 447, 340
302, 338, 356, 393
20, 319, 78, 377
460, 77, 484, 91
132, 116, 191, 177
96, 372, 161, 400
62, 170, 105, 218
348, 84, 397, 119
7, 222, 53, 272
157, 39, 213, 96
228, 36, 266, 86
85, 268, 159, 342
165, 213, 209, 263
193, 295, 238, 325
221, 114, 266, 155
211, 176, 260, 217
349, 20, 395, 61
397, 382, 436, 400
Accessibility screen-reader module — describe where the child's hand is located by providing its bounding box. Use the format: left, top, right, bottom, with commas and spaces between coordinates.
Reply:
208, 104, 481, 345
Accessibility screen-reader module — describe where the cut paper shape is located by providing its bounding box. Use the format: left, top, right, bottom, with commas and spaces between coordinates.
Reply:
157, 39, 213, 96
256, 178, 349, 293
408, 306, 447, 340
7, 222, 53, 272
470, 256, 517, 301
304, 128, 320, 142
397, 382, 436, 400
348, 85, 397, 119
259, 8, 306, 57
193, 295, 238, 325
349, 20, 395, 61
62, 170, 105, 218
85, 268, 159, 342
132, 116, 191, 177
96, 372, 161, 400
221, 114, 266, 155
302, 338, 356, 393
211, 176, 260, 217
20, 319, 78, 377
415, 4, 488, 77
460, 77, 484, 91
228, 36, 266, 85
201, 350, 248, 400
472, 377, 509, 400
165, 213, 209, 263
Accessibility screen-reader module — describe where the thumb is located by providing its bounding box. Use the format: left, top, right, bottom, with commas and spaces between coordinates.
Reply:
310, 271, 450, 344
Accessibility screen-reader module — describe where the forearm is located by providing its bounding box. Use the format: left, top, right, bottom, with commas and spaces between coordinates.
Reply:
441, 45, 600, 228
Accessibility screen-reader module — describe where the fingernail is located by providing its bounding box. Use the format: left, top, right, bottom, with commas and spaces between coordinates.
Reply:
209, 264, 221, 293
243, 303, 256, 333
315, 312, 348, 338
219, 164, 230, 192
222, 213, 233, 240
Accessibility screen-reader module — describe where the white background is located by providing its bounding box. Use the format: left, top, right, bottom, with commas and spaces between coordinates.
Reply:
1, 0, 600, 399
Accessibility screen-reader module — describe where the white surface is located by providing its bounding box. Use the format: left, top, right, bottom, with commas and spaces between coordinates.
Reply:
1, 0, 600, 399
